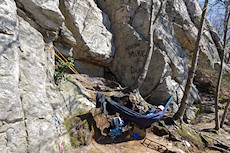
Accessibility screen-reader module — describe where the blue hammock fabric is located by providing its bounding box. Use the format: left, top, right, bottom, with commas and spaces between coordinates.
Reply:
96, 93, 174, 127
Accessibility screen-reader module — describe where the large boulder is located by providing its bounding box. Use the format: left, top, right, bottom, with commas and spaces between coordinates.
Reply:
60, 0, 115, 66
167, 0, 220, 68
65, 108, 109, 147
16, 0, 64, 32
98, 0, 188, 106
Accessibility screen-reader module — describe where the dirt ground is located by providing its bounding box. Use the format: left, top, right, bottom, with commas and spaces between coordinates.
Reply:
72, 112, 229, 153
70, 73, 230, 153
73, 132, 222, 153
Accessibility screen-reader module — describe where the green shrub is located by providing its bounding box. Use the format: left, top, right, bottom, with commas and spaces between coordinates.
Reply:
219, 94, 229, 104
54, 57, 74, 83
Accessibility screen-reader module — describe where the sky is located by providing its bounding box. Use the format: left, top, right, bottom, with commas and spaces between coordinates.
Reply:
198, 0, 229, 38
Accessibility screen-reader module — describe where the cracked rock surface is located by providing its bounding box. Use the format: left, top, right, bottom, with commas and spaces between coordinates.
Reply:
0, 0, 226, 152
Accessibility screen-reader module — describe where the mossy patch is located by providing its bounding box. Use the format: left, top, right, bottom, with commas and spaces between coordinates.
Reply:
203, 135, 214, 143
151, 121, 169, 136
64, 108, 110, 147
64, 114, 91, 147
194, 103, 206, 113
64, 113, 95, 147
178, 124, 204, 149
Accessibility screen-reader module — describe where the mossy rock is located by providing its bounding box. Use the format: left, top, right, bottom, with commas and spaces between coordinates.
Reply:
65, 115, 92, 147
151, 121, 169, 136
178, 124, 205, 149
65, 108, 110, 147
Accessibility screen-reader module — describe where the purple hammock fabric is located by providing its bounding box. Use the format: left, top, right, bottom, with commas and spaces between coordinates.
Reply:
96, 92, 174, 127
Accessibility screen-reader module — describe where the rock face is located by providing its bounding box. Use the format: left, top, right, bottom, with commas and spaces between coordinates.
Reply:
16, 0, 64, 33
97, 0, 188, 105
0, 1, 27, 152
1, 1, 95, 152
95, 0, 222, 106
18, 17, 57, 152
0, 0, 227, 152
60, 0, 115, 66
167, 0, 220, 68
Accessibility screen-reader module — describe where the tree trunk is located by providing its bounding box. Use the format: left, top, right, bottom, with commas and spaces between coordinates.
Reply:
220, 99, 230, 128
129, 0, 165, 93
219, 5, 230, 129
173, 0, 209, 121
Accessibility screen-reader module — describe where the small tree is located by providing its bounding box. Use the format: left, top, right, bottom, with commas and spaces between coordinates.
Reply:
219, 1, 230, 128
129, 0, 165, 93
174, 0, 210, 121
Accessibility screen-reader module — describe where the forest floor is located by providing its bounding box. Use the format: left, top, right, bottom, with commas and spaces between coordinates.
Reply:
69, 66, 230, 153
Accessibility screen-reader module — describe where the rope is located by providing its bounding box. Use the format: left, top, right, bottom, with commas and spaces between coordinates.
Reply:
53, 115, 64, 153
46, 32, 97, 152
164, 95, 174, 108
45, 32, 95, 91
54, 115, 62, 136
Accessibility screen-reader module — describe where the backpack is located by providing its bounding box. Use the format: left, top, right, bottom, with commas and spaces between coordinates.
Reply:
111, 117, 123, 130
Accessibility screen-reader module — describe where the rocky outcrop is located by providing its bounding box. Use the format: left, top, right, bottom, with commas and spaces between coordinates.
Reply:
0, 1, 27, 152
167, 0, 221, 68
15, 0, 222, 107
1, 1, 96, 152
97, 0, 188, 106
60, 0, 115, 66
16, 0, 64, 35
0, 0, 227, 152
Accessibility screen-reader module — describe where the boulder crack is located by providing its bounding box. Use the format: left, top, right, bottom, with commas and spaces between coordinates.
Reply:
18, 57, 29, 153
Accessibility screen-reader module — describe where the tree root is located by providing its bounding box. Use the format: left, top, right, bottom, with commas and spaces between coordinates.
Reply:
190, 127, 230, 152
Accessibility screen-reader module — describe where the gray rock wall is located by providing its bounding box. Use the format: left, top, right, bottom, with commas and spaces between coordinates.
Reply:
1, 0, 95, 152
18, 17, 57, 152
0, 1, 27, 152
97, 0, 188, 105
167, 0, 220, 68
0, 0, 227, 152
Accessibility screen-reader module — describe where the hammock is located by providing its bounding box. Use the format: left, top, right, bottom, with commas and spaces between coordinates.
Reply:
96, 92, 174, 127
